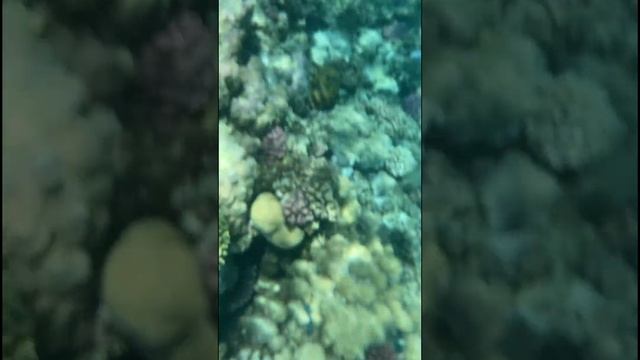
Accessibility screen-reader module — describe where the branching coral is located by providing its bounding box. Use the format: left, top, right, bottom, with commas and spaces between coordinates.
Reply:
271, 157, 341, 234
281, 189, 315, 226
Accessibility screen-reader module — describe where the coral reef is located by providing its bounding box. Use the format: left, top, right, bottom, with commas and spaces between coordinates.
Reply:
423, 0, 637, 359
269, 157, 341, 234
3, 1, 217, 358
525, 72, 625, 172
3, 2, 122, 357
310, 62, 342, 110
46, 24, 134, 102
281, 190, 315, 227
219, 121, 258, 252
218, 0, 421, 358
283, 0, 419, 31
101, 219, 215, 359
2, 272, 38, 360
261, 126, 288, 162
402, 90, 421, 122
250, 192, 305, 249
365, 343, 397, 360
310, 31, 352, 67
139, 11, 215, 127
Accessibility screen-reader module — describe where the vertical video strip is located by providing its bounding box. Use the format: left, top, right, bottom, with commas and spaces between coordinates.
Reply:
3, 1, 218, 359
422, 1, 637, 359
218, 0, 423, 359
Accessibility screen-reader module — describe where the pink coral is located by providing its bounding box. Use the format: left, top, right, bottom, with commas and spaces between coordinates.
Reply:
281, 190, 314, 226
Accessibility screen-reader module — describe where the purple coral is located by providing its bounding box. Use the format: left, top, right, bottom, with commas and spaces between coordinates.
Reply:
383, 21, 410, 40
281, 190, 314, 226
365, 343, 397, 360
402, 91, 421, 122
261, 126, 287, 162
139, 11, 214, 122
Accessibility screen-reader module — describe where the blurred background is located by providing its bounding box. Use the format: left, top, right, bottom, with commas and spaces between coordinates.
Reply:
422, 1, 637, 359
3, 0, 216, 358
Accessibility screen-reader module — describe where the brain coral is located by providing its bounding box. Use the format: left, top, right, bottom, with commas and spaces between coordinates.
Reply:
102, 219, 210, 350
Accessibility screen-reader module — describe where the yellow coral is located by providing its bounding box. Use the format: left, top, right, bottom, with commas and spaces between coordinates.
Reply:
339, 198, 361, 225
250, 192, 304, 249
102, 219, 209, 349
250, 193, 285, 234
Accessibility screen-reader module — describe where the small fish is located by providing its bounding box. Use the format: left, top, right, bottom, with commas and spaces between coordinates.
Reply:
410, 50, 421, 61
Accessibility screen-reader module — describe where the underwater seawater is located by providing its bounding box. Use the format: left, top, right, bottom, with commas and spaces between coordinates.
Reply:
423, 0, 637, 360
3, 1, 218, 359
218, 0, 422, 359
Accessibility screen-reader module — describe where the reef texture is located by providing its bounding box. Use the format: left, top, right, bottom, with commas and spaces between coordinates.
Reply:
139, 11, 215, 126
218, 0, 422, 358
3, 1, 218, 358
3, 2, 122, 358
423, 0, 637, 359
